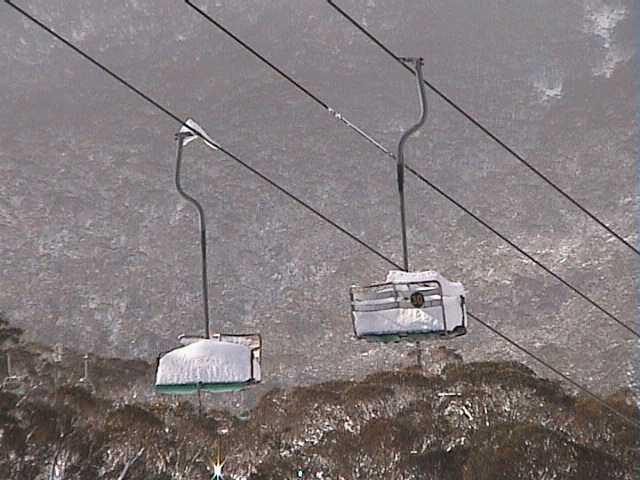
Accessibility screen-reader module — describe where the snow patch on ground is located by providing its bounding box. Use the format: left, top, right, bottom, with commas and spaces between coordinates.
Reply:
585, 4, 626, 48
584, 3, 630, 78
531, 69, 564, 102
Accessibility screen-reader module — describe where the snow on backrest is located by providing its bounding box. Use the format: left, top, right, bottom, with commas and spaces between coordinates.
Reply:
385, 270, 465, 298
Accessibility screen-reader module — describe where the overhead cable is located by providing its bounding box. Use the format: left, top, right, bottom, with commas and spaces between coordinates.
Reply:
468, 312, 639, 430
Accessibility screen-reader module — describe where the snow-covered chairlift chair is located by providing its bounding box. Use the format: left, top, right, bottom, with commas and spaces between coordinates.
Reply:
350, 58, 468, 343
351, 270, 467, 342
154, 119, 263, 395
155, 334, 262, 394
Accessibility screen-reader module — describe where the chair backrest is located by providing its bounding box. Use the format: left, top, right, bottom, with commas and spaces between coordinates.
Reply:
350, 273, 468, 337
351, 280, 444, 313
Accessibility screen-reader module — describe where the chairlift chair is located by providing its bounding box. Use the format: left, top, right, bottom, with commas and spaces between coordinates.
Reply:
155, 119, 263, 394
155, 334, 262, 394
351, 270, 467, 342
350, 58, 468, 342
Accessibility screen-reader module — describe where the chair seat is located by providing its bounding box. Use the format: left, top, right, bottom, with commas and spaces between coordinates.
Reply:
155, 339, 254, 392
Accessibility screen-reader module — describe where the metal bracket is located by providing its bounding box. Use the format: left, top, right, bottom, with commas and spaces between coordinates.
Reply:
175, 130, 196, 142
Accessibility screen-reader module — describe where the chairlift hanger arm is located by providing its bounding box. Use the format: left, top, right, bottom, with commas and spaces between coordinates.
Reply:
397, 57, 428, 272
175, 131, 206, 229
175, 131, 210, 339
397, 57, 428, 158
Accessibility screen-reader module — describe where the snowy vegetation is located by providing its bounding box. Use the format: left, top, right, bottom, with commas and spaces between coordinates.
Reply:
1, 318, 637, 479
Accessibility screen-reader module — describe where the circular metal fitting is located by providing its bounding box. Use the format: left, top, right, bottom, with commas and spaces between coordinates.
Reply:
410, 292, 425, 308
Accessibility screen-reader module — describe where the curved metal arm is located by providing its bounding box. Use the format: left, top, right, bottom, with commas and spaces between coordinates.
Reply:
175, 132, 210, 339
397, 57, 428, 272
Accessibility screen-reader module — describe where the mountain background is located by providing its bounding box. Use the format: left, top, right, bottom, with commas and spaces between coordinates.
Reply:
1, 0, 638, 406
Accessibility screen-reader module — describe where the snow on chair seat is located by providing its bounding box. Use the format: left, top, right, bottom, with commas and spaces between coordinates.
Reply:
351, 270, 467, 342
155, 334, 261, 395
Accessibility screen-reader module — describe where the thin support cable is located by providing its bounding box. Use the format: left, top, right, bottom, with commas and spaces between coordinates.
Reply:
184, 0, 329, 108
327, 106, 395, 158
6, 0, 639, 432
325, 0, 640, 258
469, 312, 640, 430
